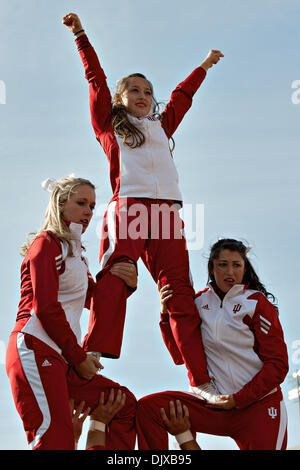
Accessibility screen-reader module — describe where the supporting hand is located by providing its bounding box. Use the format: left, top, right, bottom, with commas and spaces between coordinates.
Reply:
160, 400, 191, 435
69, 399, 91, 448
91, 389, 126, 424
75, 354, 103, 380
86, 389, 126, 449
160, 400, 201, 450
110, 261, 138, 289
158, 281, 173, 314
205, 394, 236, 410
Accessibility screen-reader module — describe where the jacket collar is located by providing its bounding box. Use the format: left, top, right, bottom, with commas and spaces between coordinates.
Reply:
127, 112, 158, 123
64, 221, 84, 256
62, 220, 83, 241
69, 222, 83, 241
208, 282, 246, 302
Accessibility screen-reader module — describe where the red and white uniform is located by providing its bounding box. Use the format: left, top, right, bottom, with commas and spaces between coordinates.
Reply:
76, 34, 202, 203
6, 223, 136, 450
76, 34, 211, 387
137, 284, 289, 450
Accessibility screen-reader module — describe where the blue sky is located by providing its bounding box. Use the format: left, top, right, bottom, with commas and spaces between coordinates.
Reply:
1, 0, 300, 450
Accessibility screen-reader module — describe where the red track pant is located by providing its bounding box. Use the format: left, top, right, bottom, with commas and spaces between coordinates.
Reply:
82, 197, 210, 387
136, 390, 288, 450
6, 331, 137, 450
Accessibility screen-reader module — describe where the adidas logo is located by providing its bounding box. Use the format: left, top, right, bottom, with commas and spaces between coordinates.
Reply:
202, 304, 209, 310
41, 359, 52, 367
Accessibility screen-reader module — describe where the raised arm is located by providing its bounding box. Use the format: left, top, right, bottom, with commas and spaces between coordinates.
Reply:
161, 50, 224, 137
62, 12, 85, 37
62, 13, 113, 143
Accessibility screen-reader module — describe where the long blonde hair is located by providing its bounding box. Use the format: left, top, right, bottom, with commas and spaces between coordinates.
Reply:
20, 176, 95, 257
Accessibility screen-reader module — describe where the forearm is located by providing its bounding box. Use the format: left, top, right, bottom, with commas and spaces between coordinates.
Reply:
178, 66, 207, 93
86, 430, 105, 449
41, 315, 86, 366
161, 66, 206, 136
234, 297, 289, 409
74, 30, 85, 39
180, 440, 201, 450
33, 286, 86, 366
159, 313, 184, 365
199, 59, 212, 71
30, 238, 87, 366
75, 34, 107, 85
63, 14, 97, 78
74, 33, 112, 139
233, 360, 288, 409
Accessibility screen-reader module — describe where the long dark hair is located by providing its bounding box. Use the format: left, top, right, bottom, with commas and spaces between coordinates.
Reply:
208, 238, 277, 304
112, 73, 175, 150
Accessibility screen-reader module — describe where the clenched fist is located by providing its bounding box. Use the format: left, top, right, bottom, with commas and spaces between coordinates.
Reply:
200, 50, 224, 71
62, 13, 84, 35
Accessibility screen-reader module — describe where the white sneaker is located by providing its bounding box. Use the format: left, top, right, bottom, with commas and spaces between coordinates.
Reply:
189, 380, 220, 403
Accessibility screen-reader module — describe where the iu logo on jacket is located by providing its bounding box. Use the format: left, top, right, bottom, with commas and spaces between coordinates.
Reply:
268, 407, 277, 419
232, 304, 242, 314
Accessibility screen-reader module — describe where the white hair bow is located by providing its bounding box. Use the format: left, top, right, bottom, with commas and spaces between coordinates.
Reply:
41, 178, 57, 193
41, 173, 75, 193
